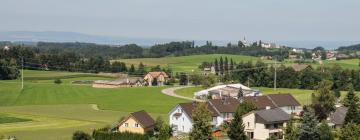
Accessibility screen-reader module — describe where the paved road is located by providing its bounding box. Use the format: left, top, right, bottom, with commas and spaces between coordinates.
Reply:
161, 86, 205, 102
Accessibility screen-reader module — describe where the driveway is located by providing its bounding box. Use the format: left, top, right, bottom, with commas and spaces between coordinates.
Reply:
161, 86, 205, 102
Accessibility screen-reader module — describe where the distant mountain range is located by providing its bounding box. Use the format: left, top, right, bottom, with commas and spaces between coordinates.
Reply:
0, 31, 359, 49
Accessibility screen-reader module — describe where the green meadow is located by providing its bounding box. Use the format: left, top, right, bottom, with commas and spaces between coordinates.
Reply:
0, 70, 187, 139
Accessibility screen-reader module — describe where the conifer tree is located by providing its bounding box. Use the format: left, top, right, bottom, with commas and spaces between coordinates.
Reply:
344, 85, 360, 124
214, 58, 219, 75
317, 121, 334, 140
219, 56, 224, 75
284, 115, 298, 140
311, 80, 336, 120
227, 104, 247, 140
224, 57, 229, 74
298, 108, 319, 140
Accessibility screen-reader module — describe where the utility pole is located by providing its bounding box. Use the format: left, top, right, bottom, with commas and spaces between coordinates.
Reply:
21, 57, 24, 90
274, 60, 277, 91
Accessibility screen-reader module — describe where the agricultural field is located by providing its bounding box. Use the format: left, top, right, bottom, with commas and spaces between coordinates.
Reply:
117, 54, 359, 73
116, 54, 274, 73
0, 70, 187, 140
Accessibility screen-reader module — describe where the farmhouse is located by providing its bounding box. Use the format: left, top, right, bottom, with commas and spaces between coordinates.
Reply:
92, 78, 143, 88
144, 71, 169, 86
203, 66, 216, 75
118, 110, 155, 134
243, 108, 289, 140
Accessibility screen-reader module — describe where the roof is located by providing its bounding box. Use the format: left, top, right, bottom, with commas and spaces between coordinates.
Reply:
178, 102, 219, 118
147, 71, 169, 78
125, 110, 155, 128
244, 96, 276, 109
209, 98, 240, 113
195, 84, 252, 96
267, 94, 301, 107
255, 108, 289, 124
292, 64, 311, 72
329, 107, 348, 125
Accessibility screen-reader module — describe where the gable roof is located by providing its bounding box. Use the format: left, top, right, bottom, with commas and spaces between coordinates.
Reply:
255, 108, 289, 124
147, 72, 169, 78
209, 98, 240, 113
120, 110, 155, 128
267, 94, 301, 107
292, 64, 311, 72
329, 107, 348, 125
178, 102, 219, 119
244, 96, 276, 109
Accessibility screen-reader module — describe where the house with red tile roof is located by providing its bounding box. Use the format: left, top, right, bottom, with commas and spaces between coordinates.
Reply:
144, 71, 169, 86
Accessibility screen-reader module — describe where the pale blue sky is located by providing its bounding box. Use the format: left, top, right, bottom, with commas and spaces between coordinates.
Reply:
1, 0, 360, 42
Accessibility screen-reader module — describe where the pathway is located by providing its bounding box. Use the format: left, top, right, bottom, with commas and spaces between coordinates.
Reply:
161, 86, 205, 102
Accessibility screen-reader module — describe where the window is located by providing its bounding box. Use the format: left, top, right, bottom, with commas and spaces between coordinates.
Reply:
247, 122, 250, 127
135, 123, 139, 127
125, 123, 129, 127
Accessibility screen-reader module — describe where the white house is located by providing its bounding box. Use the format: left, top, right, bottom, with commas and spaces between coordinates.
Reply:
194, 84, 256, 99
243, 108, 289, 140
168, 102, 219, 135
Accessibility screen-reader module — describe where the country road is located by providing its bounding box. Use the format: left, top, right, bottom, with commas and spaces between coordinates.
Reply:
161, 86, 205, 102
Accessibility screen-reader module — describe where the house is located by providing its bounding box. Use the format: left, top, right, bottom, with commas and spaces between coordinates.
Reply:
118, 110, 156, 134
291, 64, 311, 72
144, 71, 169, 86
244, 94, 302, 115
203, 66, 216, 76
92, 78, 143, 88
169, 102, 219, 135
243, 108, 289, 140
261, 56, 273, 60
328, 106, 347, 129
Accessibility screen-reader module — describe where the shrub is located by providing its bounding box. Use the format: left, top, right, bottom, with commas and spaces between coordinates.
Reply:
54, 79, 62, 84
73, 131, 91, 140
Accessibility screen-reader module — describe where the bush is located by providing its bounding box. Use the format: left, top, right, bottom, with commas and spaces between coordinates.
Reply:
54, 79, 62, 84
92, 130, 149, 140
73, 131, 91, 140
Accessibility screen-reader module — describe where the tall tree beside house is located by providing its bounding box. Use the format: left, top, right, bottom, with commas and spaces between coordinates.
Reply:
189, 102, 213, 140
214, 58, 219, 75
339, 122, 360, 140
230, 58, 234, 71
228, 101, 257, 140
284, 115, 298, 140
316, 121, 334, 140
219, 56, 224, 75
154, 116, 172, 140
137, 62, 146, 75
311, 80, 336, 121
298, 108, 319, 140
343, 85, 360, 125
128, 64, 136, 75
224, 57, 229, 74
238, 87, 244, 103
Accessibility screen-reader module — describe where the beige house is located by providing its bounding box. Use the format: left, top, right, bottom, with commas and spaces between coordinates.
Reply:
118, 110, 156, 134
92, 78, 143, 88
243, 108, 289, 140
144, 72, 169, 86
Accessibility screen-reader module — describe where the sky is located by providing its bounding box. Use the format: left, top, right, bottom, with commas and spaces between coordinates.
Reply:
1, 0, 360, 42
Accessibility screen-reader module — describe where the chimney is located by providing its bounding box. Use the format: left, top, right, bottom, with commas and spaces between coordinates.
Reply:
266, 106, 271, 110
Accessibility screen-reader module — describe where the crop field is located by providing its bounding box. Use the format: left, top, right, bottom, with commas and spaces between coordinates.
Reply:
0, 70, 187, 140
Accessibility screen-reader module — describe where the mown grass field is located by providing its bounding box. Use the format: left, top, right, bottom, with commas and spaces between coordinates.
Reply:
0, 70, 187, 139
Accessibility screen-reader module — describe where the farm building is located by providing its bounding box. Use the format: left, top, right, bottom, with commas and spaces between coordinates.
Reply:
194, 84, 258, 99
144, 71, 169, 86
117, 110, 155, 134
92, 78, 143, 88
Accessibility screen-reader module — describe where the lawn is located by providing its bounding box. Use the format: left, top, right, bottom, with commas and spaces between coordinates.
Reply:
116, 54, 274, 73
0, 70, 187, 140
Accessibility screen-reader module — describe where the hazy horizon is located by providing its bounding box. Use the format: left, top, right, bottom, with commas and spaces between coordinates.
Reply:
1, 0, 360, 43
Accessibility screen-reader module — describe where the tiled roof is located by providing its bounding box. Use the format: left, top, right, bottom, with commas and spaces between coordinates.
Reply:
329, 107, 347, 125
129, 110, 155, 128
147, 72, 169, 78
267, 94, 301, 107
209, 98, 240, 113
244, 96, 276, 109
179, 102, 219, 118
255, 108, 289, 124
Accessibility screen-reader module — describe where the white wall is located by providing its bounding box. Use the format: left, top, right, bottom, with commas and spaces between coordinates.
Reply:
169, 106, 193, 135
280, 106, 302, 115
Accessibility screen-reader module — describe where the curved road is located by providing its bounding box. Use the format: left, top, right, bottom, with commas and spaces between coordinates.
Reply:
161, 86, 205, 102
